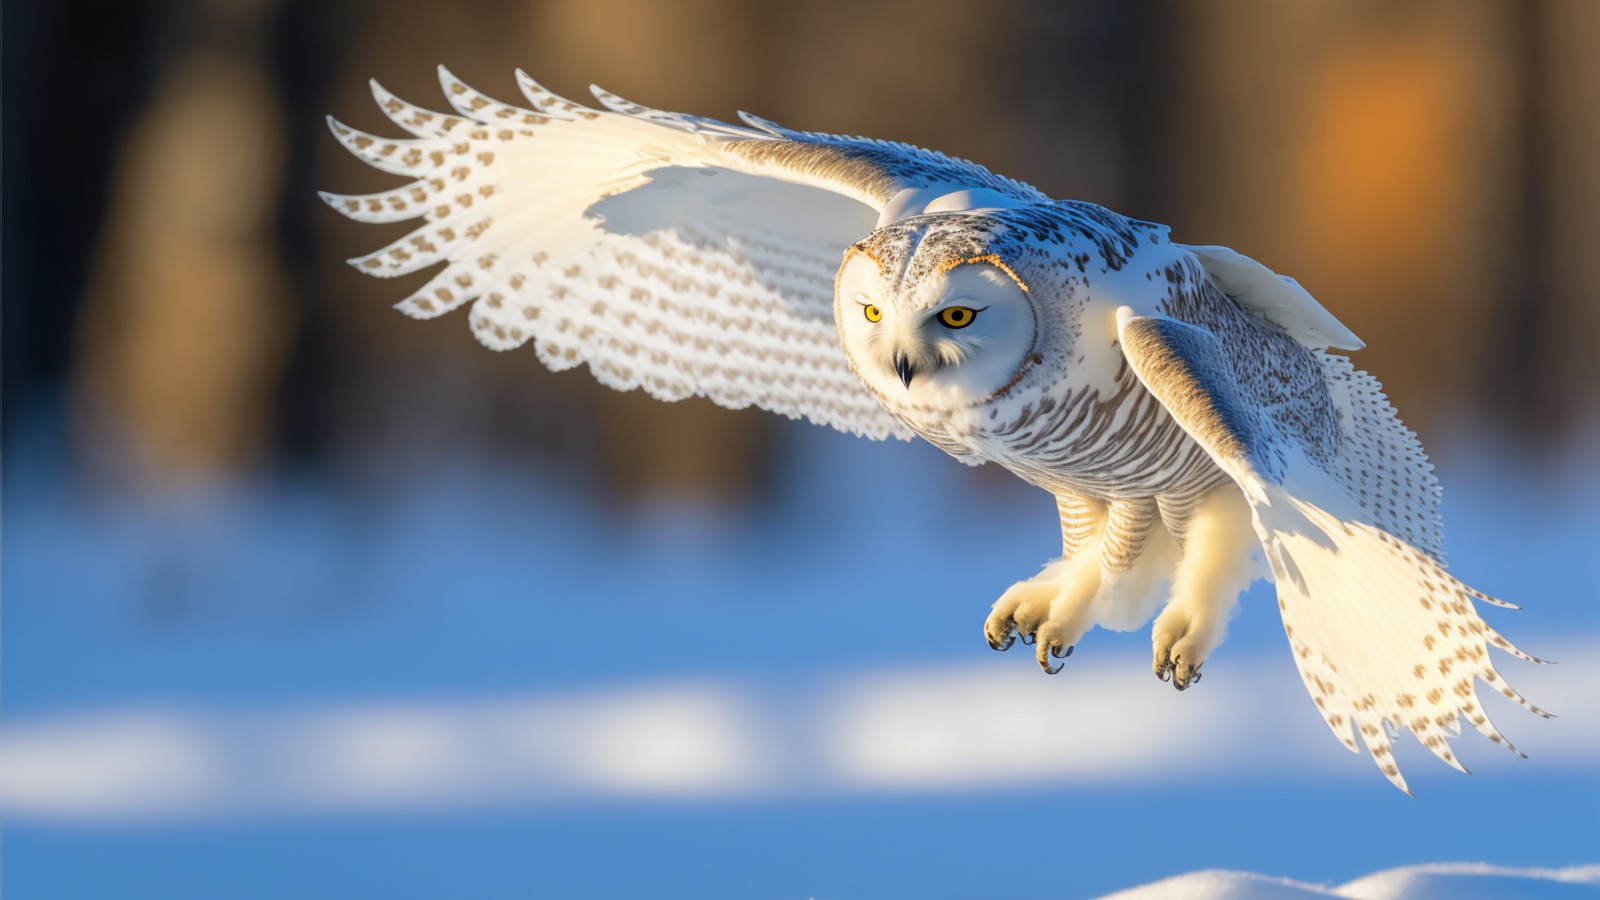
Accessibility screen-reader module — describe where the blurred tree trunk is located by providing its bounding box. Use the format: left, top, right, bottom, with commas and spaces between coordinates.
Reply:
74, 7, 295, 490
1511, 0, 1600, 439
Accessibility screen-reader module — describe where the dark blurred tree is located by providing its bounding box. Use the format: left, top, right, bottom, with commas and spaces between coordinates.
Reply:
2, 0, 161, 448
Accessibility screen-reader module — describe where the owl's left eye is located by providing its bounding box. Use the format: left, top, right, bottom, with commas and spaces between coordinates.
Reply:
863, 304, 883, 323
938, 306, 979, 329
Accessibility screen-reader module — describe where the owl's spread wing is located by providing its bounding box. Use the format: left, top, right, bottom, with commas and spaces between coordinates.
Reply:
1115, 309, 1545, 794
324, 68, 1046, 438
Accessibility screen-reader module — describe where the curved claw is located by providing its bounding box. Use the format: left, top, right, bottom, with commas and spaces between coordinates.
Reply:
1036, 639, 1068, 674
1020, 632, 1036, 646
1171, 660, 1203, 691
1038, 639, 1075, 674
1155, 663, 1173, 683
985, 621, 1017, 651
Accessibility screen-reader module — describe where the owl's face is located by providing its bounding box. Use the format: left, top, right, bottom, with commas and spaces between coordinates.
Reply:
835, 249, 1037, 407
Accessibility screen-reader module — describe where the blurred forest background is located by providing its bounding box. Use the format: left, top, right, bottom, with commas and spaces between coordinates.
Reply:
6, 0, 1598, 504
6, 3, 1600, 897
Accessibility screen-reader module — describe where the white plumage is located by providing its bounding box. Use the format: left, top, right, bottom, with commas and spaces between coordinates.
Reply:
325, 68, 1545, 792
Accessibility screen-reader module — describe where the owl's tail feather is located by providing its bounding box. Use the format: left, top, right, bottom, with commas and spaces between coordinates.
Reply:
1251, 483, 1548, 795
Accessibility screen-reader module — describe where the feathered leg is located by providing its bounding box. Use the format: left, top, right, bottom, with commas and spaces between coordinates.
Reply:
985, 495, 1180, 673
1151, 483, 1260, 689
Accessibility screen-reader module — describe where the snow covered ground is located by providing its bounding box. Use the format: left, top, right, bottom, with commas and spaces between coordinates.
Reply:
1097, 863, 1600, 899
3, 642, 1595, 822
3, 421, 1596, 898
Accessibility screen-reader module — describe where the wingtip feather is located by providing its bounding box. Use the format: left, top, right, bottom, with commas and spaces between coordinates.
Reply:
736, 110, 790, 136
513, 70, 582, 117
437, 64, 471, 105
588, 83, 629, 112
367, 77, 403, 114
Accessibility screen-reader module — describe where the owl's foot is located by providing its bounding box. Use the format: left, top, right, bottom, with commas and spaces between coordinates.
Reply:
983, 558, 1100, 674
1150, 601, 1221, 690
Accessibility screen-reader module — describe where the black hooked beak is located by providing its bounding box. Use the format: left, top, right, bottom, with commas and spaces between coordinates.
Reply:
892, 351, 916, 389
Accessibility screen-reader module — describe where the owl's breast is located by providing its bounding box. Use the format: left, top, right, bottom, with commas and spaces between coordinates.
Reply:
917, 357, 1224, 500
876, 320, 1194, 493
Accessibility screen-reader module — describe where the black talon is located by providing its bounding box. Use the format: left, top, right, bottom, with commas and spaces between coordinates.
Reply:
1020, 632, 1036, 646
1172, 659, 1201, 691
1040, 658, 1063, 675
1051, 644, 1073, 659
1155, 665, 1172, 683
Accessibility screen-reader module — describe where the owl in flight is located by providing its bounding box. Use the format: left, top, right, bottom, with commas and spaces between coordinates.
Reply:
325, 68, 1545, 792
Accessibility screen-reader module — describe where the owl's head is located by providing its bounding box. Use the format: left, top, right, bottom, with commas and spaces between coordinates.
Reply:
835, 217, 1038, 407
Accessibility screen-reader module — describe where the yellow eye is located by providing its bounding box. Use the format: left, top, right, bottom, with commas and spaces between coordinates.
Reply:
863, 304, 883, 323
938, 306, 977, 329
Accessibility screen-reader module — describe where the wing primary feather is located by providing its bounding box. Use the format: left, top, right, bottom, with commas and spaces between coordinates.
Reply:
393, 264, 483, 319
318, 185, 435, 225
435, 65, 483, 120
1423, 729, 1472, 774
325, 116, 425, 176
345, 217, 486, 278
589, 84, 646, 115
1486, 626, 1553, 666
513, 69, 588, 118
1467, 587, 1520, 609
588, 85, 700, 132
437, 65, 549, 126
1464, 698, 1529, 758
736, 110, 795, 138
369, 79, 471, 138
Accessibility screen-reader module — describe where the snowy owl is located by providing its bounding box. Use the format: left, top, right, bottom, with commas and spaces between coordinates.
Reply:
324, 68, 1546, 792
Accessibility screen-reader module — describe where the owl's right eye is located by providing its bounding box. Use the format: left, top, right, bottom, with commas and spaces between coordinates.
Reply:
863, 304, 883, 323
